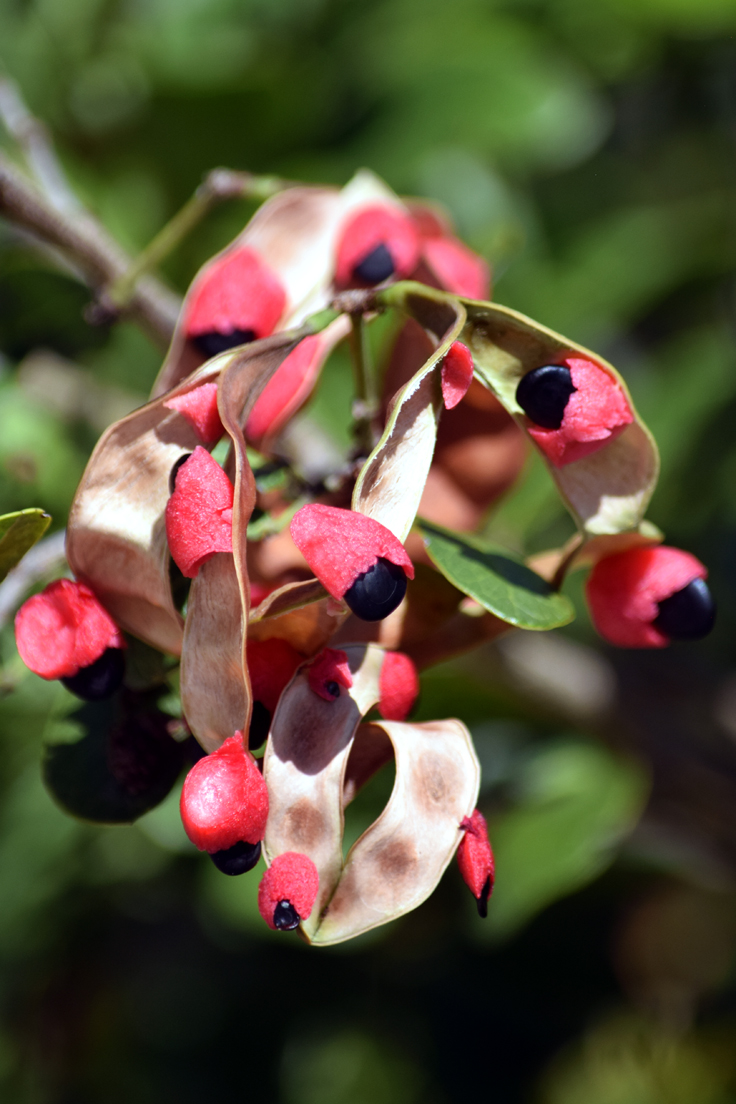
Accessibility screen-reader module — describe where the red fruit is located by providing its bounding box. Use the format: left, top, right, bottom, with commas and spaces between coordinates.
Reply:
184, 246, 286, 347
307, 648, 353, 701
457, 809, 494, 917
164, 382, 223, 445
289, 504, 414, 600
422, 236, 490, 300
245, 334, 324, 444
180, 732, 268, 852
258, 851, 319, 930
165, 446, 234, 579
15, 579, 124, 680
441, 341, 474, 410
378, 651, 419, 721
526, 357, 633, 467
335, 205, 420, 287
248, 637, 303, 713
586, 544, 711, 648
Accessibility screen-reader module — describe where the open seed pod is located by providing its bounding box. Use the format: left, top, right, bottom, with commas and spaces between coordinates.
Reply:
263, 643, 479, 944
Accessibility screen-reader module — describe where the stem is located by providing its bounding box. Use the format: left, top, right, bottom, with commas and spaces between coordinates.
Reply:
348, 312, 379, 456
108, 168, 293, 308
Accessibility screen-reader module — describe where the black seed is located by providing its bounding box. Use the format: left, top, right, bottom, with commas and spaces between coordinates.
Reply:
210, 839, 261, 876
476, 875, 492, 919
324, 680, 340, 699
274, 900, 301, 930
353, 243, 395, 284
653, 577, 716, 641
344, 557, 407, 622
516, 364, 576, 429
169, 453, 193, 494
61, 647, 125, 701
249, 701, 272, 749
192, 328, 256, 359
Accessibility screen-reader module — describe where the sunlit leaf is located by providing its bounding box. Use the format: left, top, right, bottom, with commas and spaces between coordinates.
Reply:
0, 508, 51, 582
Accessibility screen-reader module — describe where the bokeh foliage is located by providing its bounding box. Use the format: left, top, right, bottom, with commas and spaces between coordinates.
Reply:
2, 0, 736, 1100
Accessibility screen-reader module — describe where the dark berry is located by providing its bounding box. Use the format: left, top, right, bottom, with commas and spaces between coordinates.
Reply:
249, 701, 272, 749
273, 899, 300, 930
477, 875, 492, 919
353, 243, 395, 284
210, 839, 262, 876
169, 453, 193, 494
192, 328, 256, 359
61, 647, 125, 701
653, 577, 716, 641
344, 557, 407, 622
516, 364, 576, 429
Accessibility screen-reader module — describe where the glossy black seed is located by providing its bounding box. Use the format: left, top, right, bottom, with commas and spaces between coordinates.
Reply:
353, 243, 395, 284
210, 839, 261, 876
653, 577, 716, 641
516, 364, 576, 429
249, 701, 272, 749
344, 557, 407, 622
477, 875, 492, 919
274, 900, 300, 930
324, 680, 340, 699
169, 453, 193, 494
61, 647, 125, 701
193, 328, 256, 359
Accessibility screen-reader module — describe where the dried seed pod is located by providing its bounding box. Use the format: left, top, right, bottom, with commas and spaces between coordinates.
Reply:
586, 545, 715, 648
15, 579, 124, 681
258, 851, 319, 930
180, 732, 268, 853
457, 809, 494, 918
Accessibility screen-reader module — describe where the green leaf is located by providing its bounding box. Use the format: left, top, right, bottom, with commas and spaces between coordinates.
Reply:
483, 741, 648, 939
0, 509, 52, 582
418, 519, 574, 630
43, 697, 184, 824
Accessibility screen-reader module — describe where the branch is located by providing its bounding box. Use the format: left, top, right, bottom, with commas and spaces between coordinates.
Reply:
0, 75, 80, 214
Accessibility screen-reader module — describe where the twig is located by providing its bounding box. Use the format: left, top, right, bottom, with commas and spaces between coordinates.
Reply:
0, 74, 79, 214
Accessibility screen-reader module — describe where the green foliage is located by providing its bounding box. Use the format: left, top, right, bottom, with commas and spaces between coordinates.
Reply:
0, 509, 50, 582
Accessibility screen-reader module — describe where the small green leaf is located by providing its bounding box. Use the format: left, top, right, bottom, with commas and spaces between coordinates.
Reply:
0, 509, 52, 582
418, 519, 574, 630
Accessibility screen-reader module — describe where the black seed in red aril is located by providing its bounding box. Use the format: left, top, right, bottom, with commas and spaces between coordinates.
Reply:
477, 875, 492, 919
344, 557, 407, 622
353, 243, 395, 284
61, 647, 125, 701
169, 453, 193, 494
192, 328, 256, 359
249, 701, 271, 749
516, 364, 576, 429
274, 900, 300, 930
653, 577, 716, 641
210, 839, 261, 876
324, 680, 340, 699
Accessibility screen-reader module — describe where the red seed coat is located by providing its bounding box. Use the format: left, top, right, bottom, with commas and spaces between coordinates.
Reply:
245, 334, 324, 444
378, 651, 419, 721
441, 341, 474, 410
586, 544, 707, 648
457, 809, 495, 901
185, 247, 286, 343
307, 648, 353, 701
526, 357, 633, 467
164, 382, 223, 445
15, 579, 124, 680
335, 205, 420, 287
258, 851, 319, 929
180, 732, 268, 852
422, 235, 490, 300
289, 504, 414, 600
165, 447, 234, 579
248, 637, 303, 713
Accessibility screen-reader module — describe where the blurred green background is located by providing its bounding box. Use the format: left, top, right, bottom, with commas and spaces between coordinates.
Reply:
3, 0, 736, 1100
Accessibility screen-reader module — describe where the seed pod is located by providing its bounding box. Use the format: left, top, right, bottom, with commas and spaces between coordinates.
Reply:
180, 732, 268, 853
165, 447, 234, 579
457, 809, 494, 918
184, 247, 287, 356
586, 545, 715, 648
164, 382, 223, 445
15, 579, 125, 681
335, 205, 420, 288
258, 851, 319, 930
289, 505, 414, 621
377, 651, 419, 721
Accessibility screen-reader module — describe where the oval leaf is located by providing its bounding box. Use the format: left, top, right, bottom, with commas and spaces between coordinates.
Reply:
0, 509, 51, 582
418, 518, 574, 630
